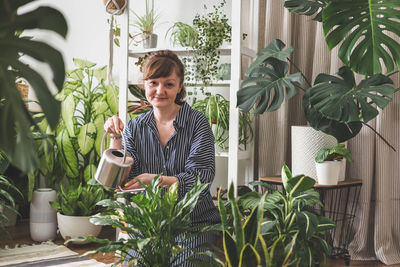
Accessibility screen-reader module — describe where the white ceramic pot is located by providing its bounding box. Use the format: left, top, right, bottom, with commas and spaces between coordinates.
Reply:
57, 213, 102, 244
30, 188, 57, 242
291, 126, 338, 179
315, 161, 342, 185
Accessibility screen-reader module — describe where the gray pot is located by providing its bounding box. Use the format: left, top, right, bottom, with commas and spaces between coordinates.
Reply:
142, 33, 158, 49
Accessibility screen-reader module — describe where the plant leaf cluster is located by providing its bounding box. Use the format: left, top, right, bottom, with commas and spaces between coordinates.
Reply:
192, 94, 253, 150
315, 143, 353, 163
191, 0, 231, 89
0, 0, 67, 173
71, 175, 216, 267
223, 165, 336, 267
0, 151, 23, 230
131, 0, 160, 35
166, 22, 198, 47
50, 183, 110, 216
51, 58, 117, 186
284, 0, 329, 22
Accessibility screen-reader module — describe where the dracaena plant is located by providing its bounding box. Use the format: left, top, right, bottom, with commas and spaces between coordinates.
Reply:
238, 165, 336, 267
238, 0, 400, 148
71, 175, 215, 267
217, 183, 297, 267
0, 0, 67, 173
53, 58, 118, 186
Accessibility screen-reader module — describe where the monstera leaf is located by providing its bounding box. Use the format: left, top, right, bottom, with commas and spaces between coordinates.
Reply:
0, 1, 67, 172
323, 0, 400, 75
284, 0, 329, 22
238, 40, 302, 114
304, 66, 394, 142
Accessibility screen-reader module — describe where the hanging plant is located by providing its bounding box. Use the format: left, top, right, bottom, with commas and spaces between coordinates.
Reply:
191, 0, 231, 90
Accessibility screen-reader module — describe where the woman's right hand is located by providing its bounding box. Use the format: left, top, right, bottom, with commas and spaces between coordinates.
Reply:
104, 115, 124, 135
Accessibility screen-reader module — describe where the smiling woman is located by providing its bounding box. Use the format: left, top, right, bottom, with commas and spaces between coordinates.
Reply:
102, 50, 220, 266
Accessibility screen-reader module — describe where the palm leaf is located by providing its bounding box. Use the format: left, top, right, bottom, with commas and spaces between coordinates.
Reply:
285, 0, 329, 22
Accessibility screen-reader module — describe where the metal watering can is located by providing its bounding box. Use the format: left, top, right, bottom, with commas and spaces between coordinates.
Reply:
94, 132, 134, 189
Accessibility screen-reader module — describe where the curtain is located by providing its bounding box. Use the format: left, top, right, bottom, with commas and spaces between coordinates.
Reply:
256, 0, 400, 264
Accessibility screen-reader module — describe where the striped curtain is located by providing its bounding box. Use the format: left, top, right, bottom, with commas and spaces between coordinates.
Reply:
255, 0, 400, 264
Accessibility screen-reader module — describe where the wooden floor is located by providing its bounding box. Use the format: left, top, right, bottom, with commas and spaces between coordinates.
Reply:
1, 219, 398, 266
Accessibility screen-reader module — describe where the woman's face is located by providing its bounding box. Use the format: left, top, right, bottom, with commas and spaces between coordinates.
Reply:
144, 70, 182, 109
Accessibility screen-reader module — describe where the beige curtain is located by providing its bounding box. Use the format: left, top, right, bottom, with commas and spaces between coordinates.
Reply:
256, 0, 400, 264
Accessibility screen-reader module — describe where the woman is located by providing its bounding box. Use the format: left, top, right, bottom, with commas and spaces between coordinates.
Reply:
104, 50, 220, 266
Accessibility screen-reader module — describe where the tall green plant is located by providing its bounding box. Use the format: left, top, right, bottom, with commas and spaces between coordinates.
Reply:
0, 0, 67, 173
218, 183, 296, 267
73, 175, 213, 267
54, 59, 118, 186
239, 165, 336, 266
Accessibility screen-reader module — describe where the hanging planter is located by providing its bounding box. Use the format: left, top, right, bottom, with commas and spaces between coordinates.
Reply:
103, 0, 127, 15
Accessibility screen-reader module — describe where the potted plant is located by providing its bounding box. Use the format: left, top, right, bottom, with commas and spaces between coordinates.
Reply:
192, 93, 253, 151
237, 1, 398, 146
233, 165, 336, 266
191, 0, 231, 89
50, 183, 109, 243
165, 22, 198, 47
315, 144, 353, 185
131, 0, 160, 49
70, 175, 216, 266
127, 84, 152, 118
55, 58, 117, 186
0, 151, 23, 230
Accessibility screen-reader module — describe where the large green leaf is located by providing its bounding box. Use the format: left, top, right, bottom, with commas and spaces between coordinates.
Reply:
296, 211, 318, 240
323, 0, 400, 75
78, 122, 96, 155
285, 0, 329, 22
238, 40, 301, 114
106, 84, 119, 114
73, 58, 96, 69
56, 129, 79, 178
239, 244, 261, 267
83, 164, 97, 183
228, 182, 245, 254
61, 94, 76, 137
94, 115, 107, 157
308, 66, 394, 123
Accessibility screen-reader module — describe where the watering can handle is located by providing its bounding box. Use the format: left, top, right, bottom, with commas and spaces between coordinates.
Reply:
100, 132, 127, 164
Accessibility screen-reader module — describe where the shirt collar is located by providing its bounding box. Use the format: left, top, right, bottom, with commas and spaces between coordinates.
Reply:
141, 102, 190, 129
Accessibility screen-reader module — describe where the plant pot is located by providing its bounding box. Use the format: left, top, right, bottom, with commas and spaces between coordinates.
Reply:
30, 188, 57, 242
57, 212, 102, 244
103, 0, 127, 15
315, 161, 342, 185
291, 126, 338, 179
142, 33, 157, 49
0, 204, 19, 227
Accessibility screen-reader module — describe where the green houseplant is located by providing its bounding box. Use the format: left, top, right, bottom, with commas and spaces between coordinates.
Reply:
165, 22, 198, 47
237, 0, 399, 148
235, 165, 336, 266
192, 94, 253, 150
72, 175, 215, 267
0, 0, 67, 173
0, 151, 23, 230
55, 58, 118, 186
131, 0, 160, 48
315, 144, 353, 185
191, 0, 231, 88
50, 183, 110, 242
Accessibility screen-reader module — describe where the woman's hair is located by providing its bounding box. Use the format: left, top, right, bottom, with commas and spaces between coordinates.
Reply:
142, 50, 186, 104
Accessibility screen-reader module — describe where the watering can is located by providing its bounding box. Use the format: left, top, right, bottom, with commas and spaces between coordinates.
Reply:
94, 132, 134, 189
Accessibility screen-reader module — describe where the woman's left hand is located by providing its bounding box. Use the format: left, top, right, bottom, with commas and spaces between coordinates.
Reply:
121, 173, 156, 190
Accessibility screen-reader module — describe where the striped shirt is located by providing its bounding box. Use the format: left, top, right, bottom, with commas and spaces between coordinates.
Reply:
123, 102, 220, 225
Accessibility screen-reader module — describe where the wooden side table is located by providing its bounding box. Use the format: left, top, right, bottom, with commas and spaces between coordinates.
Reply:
259, 177, 362, 266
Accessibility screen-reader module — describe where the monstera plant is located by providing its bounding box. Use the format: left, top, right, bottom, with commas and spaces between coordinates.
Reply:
238, 0, 399, 147
53, 59, 118, 186
0, 0, 67, 173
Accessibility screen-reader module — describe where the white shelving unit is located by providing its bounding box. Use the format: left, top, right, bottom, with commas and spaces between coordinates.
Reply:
118, 0, 259, 195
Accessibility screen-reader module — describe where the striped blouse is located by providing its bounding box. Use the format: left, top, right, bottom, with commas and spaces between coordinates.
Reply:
123, 102, 220, 225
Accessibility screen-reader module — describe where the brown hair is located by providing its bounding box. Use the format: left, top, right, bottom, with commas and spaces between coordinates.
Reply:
142, 50, 186, 104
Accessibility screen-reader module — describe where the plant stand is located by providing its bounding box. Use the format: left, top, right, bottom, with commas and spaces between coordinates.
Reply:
259, 177, 362, 266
